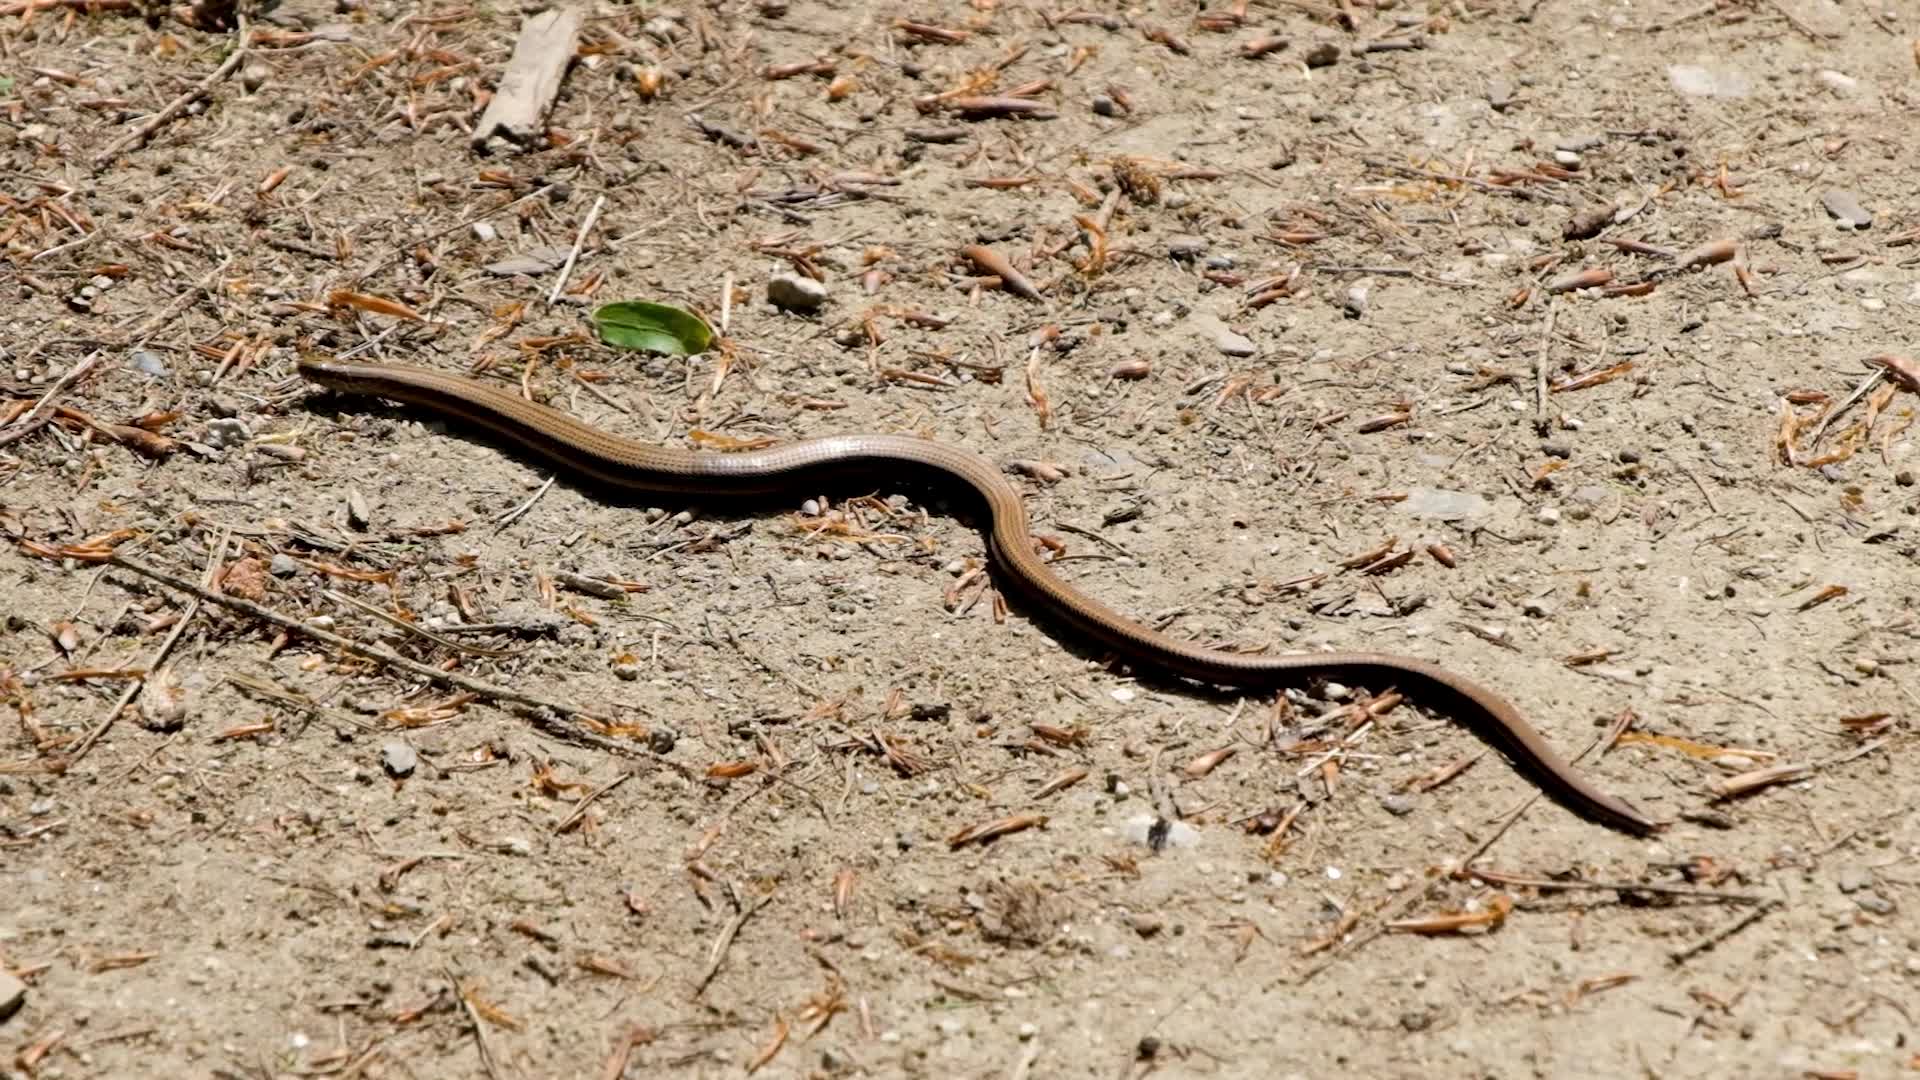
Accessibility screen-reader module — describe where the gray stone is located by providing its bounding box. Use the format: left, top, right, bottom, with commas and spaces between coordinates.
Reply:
380, 740, 417, 779
767, 273, 828, 312
0, 967, 25, 1023
1822, 189, 1872, 230
1212, 324, 1256, 357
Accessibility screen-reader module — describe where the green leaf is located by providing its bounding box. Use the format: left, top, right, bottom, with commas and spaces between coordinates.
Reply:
592, 300, 714, 356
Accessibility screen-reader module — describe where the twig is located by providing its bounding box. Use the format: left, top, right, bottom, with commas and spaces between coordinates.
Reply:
101, 552, 619, 725
493, 475, 556, 529
554, 769, 632, 833
694, 882, 774, 997
1461, 869, 1768, 905
68, 529, 228, 764
1668, 902, 1779, 964
1762, 0, 1829, 41
124, 256, 234, 346
1807, 367, 1886, 451
93, 39, 249, 170
1532, 300, 1557, 436
547, 193, 606, 305
3, 350, 105, 440
445, 968, 505, 1080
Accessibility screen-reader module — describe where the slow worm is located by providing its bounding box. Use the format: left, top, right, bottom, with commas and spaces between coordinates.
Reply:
297, 357, 1657, 835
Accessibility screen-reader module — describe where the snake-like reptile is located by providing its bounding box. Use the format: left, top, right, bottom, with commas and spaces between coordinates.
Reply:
298, 356, 1657, 834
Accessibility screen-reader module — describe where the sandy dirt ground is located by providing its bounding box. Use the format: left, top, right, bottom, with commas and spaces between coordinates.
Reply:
3, 0, 1918, 1077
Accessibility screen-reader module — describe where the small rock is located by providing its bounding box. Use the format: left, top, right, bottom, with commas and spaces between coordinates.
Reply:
1166, 234, 1209, 260
1486, 78, 1515, 111
647, 727, 676, 754
1203, 254, 1235, 271
1130, 914, 1164, 937
1857, 894, 1896, 916
0, 966, 25, 1023
128, 350, 169, 376
1343, 277, 1372, 319
1536, 506, 1562, 525
1814, 69, 1858, 96
380, 740, 417, 778
241, 62, 271, 93
1400, 487, 1490, 520
767, 273, 828, 312
1835, 866, 1873, 894
268, 554, 299, 577
471, 221, 498, 243
1822, 189, 1872, 230
1521, 598, 1554, 618
204, 417, 251, 449
501, 836, 533, 856
1304, 42, 1340, 68
1212, 324, 1256, 357
484, 246, 570, 276
1379, 793, 1417, 816
1122, 813, 1200, 849
346, 487, 372, 531
1091, 96, 1120, 117
1668, 64, 1750, 99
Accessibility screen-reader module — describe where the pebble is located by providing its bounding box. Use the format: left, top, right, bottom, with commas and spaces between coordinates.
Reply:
767, 273, 828, 312
1203, 254, 1235, 270
647, 728, 676, 754
501, 836, 533, 856
1379, 793, 1417, 816
1343, 278, 1372, 319
1536, 506, 1562, 525
346, 487, 372, 530
471, 221, 498, 243
1835, 866, 1873, 894
0, 967, 26, 1023
1121, 814, 1200, 849
128, 350, 169, 376
1815, 69, 1858, 96
269, 554, 299, 577
1212, 324, 1256, 357
1091, 95, 1120, 117
1857, 894, 1896, 916
1668, 64, 1750, 99
1018, 1022, 1038, 1040
203, 418, 251, 449
380, 740, 417, 778
1400, 487, 1489, 520
1304, 42, 1340, 68
1166, 234, 1209, 260
1822, 189, 1872, 230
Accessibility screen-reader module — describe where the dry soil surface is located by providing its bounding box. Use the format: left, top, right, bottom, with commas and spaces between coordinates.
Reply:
3, 1, 1919, 1078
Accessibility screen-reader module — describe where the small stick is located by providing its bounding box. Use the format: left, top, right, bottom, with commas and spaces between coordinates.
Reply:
445, 968, 504, 1080
546, 193, 606, 305
554, 770, 632, 833
493, 475, 556, 530
68, 528, 229, 764
1461, 869, 1768, 905
1762, 0, 1829, 41
694, 883, 774, 997
100, 552, 619, 724
1532, 300, 1557, 435
93, 39, 249, 170
2, 349, 105, 439
1669, 903, 1778, 965
1807, 367, 1886, 450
